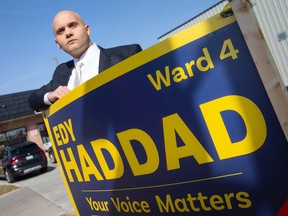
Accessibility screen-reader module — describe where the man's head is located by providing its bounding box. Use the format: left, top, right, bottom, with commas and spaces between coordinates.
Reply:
53, 10, 93, 59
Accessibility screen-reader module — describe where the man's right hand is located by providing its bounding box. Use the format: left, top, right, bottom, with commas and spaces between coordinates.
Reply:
47, 86, 71, 103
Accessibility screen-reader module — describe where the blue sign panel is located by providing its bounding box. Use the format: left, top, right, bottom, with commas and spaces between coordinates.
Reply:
44, 15, 288, 216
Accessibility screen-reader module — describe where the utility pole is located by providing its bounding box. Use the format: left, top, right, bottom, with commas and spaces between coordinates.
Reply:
52, 57, 59, 66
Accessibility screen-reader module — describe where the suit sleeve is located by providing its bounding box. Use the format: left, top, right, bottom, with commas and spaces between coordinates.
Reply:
28, 62, 73, 112
28, 81, 54, 112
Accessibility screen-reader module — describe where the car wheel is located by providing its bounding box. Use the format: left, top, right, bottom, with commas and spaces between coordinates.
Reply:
49, 151, 57, 164
5, 170, 15, 183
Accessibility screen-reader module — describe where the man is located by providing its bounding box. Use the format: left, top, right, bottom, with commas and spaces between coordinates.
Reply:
29, 10, 142, 111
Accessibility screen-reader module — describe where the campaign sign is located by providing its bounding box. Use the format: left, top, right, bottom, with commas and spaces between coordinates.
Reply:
43, 15, 288, 216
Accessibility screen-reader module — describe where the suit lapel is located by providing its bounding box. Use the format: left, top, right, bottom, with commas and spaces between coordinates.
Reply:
98, 46, 111, 73
52, 60, 74, 90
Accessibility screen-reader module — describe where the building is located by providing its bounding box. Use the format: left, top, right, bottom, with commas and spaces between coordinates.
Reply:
158, 0, 288, 89
0, 90, 49, 151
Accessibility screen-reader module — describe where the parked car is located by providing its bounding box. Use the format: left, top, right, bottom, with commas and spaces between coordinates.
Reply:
0, 141, 48, 183
43, 141, 57, 164
47, 146, 57, 164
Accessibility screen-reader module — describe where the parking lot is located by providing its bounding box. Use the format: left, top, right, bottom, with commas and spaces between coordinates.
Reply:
0, 162, 75, 216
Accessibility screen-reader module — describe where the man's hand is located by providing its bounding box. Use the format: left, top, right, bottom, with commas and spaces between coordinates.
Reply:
47, 86, 70, 103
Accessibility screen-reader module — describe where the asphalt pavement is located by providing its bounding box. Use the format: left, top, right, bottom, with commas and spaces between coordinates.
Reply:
0, 162, 75, 216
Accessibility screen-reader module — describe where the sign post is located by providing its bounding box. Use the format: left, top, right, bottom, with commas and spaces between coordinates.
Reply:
230, 0, 288, 138
44, 8, 288, 216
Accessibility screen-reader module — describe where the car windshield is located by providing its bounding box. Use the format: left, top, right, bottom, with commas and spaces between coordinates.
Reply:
11, 144, 39, 156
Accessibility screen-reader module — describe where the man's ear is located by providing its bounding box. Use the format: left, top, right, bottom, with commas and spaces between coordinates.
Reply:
55, 39, 61, 49
85, 24, 91, 36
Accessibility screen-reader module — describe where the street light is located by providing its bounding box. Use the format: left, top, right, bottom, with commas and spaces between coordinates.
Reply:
52, 57, 59, 66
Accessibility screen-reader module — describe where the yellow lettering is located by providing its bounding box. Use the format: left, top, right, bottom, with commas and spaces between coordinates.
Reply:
52, 119, 76, 146
172, 67, 188, 82
196, 48, 214, 72
64, 119, 76, 142
147, 66, 171, 90
77, 144, 103, 181
185, 60, 195, 77
163, 113, 214, 170
224, 193, 234, 209
236, 191, 252, 208
117, 129, 159, 176
155, 194, 176, 213
58, 123, 69, 144
52, 126, 62, 146
174, 198, 189, 212
210, 195, 225, 210
59, 148, 83, 182
200, 95, 267, 159
91, 139, 124, 180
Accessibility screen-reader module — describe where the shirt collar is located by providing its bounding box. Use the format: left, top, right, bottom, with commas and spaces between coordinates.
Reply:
73, 43, 100, 66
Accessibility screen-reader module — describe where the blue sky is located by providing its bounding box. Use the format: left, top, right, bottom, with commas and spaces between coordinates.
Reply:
0, 0, 221, 95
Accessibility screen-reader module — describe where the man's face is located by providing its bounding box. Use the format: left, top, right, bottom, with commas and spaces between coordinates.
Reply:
53, 11, 92, 59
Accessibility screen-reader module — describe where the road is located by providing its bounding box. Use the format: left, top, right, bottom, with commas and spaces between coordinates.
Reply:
0, 162, 75, 215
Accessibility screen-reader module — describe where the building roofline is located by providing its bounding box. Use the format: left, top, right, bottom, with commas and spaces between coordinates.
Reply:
158, 0, 225, 40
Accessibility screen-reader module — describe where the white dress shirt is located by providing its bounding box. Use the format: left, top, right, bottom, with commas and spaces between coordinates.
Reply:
44, 43, 100, 105
67, 43, 100, 90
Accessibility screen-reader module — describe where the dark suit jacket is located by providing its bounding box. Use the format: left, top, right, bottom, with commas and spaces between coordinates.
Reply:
28, 44, 142, 111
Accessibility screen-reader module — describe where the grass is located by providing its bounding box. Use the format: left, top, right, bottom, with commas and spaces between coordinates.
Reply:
0, 185, 19, 195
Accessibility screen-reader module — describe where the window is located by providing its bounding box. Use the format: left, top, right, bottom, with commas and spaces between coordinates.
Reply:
5, 127, 27, 146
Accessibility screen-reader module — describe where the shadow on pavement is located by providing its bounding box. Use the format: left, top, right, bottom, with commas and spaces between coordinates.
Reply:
0, 165, 56, 183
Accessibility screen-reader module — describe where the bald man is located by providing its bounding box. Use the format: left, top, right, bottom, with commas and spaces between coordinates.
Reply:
29, 10, 142, 111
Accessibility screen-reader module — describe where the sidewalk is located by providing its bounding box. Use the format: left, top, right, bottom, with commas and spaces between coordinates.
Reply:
0, 163, 75, 216
0, 186, 71, 216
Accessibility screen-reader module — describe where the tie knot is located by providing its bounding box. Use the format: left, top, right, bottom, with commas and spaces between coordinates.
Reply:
77, 62, 84, 69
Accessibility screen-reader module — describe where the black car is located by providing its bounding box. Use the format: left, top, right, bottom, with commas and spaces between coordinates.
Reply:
0, 141, 48, 183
